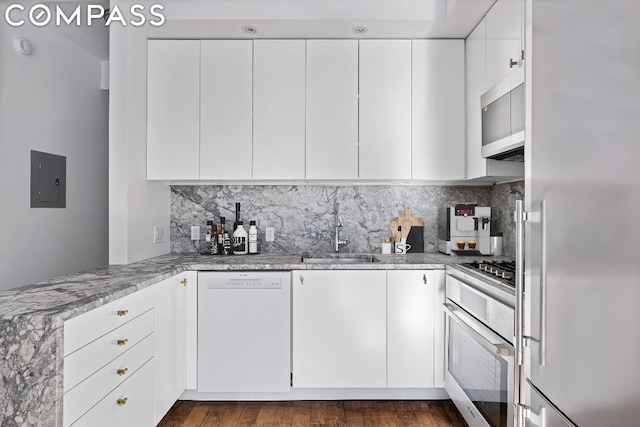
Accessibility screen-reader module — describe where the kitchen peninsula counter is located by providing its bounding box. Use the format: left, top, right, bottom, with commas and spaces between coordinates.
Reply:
0, 252, 503, 427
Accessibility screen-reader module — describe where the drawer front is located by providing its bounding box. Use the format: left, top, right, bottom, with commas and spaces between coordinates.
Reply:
70, 359, 155, 427
64, 285, 154, 356
64, 309, 154, 392
63, 334, 154, 427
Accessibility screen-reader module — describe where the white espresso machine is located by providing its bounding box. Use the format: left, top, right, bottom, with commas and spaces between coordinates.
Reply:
437, 204, 491, 255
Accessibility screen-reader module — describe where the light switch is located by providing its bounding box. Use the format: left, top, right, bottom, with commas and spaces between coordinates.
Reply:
265, 227, 275, 242
191, 226, 200, 241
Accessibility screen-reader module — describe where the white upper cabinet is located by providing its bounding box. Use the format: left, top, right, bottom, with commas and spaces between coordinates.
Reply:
465, 18, 525, 180
412, 40, 465, 181
359, 40, 412, 180
200, 41, 253, 180
466, 18, 488, 180
253, 40, 306, 180
485, 0, 524, 90
305, 40, 359, 180
147, 40, 200, 180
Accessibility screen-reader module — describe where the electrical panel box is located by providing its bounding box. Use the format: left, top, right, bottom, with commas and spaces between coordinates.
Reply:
30, 150, 66, 208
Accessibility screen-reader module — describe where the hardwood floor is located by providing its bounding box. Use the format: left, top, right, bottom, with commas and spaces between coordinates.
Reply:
158, 400, 468, 427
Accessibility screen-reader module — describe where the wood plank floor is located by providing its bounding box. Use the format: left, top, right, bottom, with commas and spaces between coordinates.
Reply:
158, 400, 468, 427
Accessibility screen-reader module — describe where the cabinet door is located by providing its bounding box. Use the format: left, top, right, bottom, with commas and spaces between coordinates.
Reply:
387, 270, 444, 388
292, 270, 387, 388
412, 40, 465, 180
253, 40, 306, 179
359, 40, 412, 180
465, 20, 524, 180
147, 40, 200, 180
72, 360, 155, 427
306, 40, 359, 179
431, 269, 446, 387
485, 0, 523, 90
154, 273, 188, 424
465, 19, 488, 180
183, 272, 198, 390
200, 41, 253, 179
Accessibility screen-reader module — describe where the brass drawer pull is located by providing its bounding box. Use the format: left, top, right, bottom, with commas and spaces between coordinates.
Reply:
116, 397, 128, 407
423, 274, 428, 285
116, 368, 128, 376
117, 339, 128, 346
117, 310, 129, 317
180, 278, 188, 287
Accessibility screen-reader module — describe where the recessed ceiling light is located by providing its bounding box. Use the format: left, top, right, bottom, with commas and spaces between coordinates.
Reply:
242, 25, 258, 34
353, 26, 368, 35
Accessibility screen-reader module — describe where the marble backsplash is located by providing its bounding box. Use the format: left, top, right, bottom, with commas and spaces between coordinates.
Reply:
172, 185, 490, 254
171, 182, 524, 257
490, 180, 525, 258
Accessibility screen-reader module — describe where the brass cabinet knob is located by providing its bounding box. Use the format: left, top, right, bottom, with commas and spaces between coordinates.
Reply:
180, 278, 187, 287
116, 368, 128, 376
116, 339, 128, 346
117, 310, 129, 317
423, 274, 428, 285
299, 275, 304, 285
116, 397, 128, 407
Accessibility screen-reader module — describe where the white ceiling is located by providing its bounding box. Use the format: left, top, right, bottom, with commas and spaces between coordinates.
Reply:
157, 0, 496, 39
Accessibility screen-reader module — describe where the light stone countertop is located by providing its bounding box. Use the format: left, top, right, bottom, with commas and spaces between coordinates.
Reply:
0, 252, 506, 320
0, 251, 508, 427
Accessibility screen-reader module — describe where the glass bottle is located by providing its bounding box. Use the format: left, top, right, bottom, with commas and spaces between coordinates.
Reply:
217, 217, 226, 255
248, 220, 258, 254
233, 220, 248, 255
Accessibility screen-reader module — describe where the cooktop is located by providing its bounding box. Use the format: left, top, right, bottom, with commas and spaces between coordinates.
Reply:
458, 260, 516, 288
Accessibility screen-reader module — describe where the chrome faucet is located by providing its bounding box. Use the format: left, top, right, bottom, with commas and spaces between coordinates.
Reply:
334, 203, 348, 252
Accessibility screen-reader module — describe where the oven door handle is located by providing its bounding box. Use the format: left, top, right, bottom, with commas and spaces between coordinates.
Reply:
443, 302, 513, 356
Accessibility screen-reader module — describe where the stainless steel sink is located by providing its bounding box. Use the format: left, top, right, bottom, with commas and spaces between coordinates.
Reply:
300, 254, 380, 264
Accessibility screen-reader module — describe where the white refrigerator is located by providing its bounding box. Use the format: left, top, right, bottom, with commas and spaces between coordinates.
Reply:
516, 1, 640, 426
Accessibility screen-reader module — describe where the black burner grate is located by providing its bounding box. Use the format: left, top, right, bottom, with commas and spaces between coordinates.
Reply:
460, 261, 517, 288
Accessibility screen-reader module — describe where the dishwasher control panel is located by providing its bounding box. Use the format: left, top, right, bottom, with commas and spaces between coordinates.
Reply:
202, 272, 285, 290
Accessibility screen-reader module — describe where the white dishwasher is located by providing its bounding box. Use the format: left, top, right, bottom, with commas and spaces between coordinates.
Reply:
197, 271, 291, 393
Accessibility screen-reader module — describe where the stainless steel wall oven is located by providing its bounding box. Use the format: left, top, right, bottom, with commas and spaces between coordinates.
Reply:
444, 264, 517, 427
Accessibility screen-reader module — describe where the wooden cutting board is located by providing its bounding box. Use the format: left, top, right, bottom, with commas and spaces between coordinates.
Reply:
390, 206, 424, 242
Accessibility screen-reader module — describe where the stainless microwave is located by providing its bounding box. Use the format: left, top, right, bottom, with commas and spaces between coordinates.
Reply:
481, 67, 525, 161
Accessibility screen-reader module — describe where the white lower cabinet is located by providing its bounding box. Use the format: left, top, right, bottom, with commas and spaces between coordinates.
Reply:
387, 270, 445, 388
154, 271, 195, 424
292, 270, 387, 388
71, 359, 155, 427
292, 269, 445, 389
63, 287, 155, 427
64, 272, 197, 427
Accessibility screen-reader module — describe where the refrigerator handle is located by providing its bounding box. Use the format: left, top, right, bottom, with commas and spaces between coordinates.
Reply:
515, 200, 525, 366
540, 200, 547, 366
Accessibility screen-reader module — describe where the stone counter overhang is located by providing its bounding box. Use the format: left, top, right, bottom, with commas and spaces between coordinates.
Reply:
0, 252, 508, 427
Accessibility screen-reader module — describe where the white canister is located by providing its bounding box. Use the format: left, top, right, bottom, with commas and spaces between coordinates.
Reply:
490, 234, 503, 256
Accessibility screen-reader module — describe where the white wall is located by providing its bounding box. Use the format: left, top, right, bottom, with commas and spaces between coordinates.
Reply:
0, 8, 109, 290
108, 10, 170, 265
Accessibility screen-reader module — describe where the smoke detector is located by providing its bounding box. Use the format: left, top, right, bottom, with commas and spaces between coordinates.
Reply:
14, 37, 33, 56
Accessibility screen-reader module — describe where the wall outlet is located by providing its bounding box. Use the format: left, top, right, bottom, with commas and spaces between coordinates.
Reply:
153, 226, 164, 244
265, 227, 275, 242
190, 226, 200, 241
